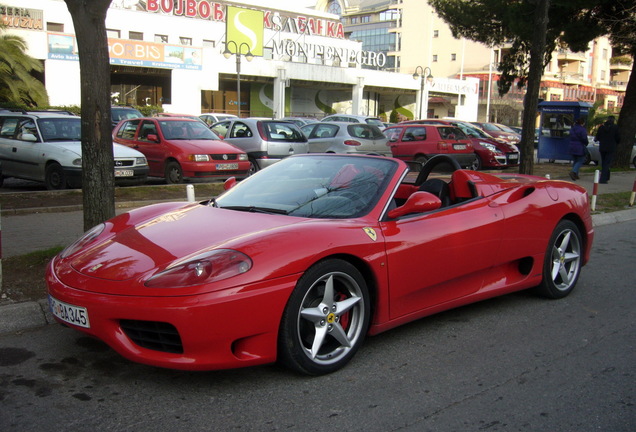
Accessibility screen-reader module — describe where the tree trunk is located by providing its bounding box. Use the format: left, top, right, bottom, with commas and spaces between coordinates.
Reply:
519, 0, 550, 175
64, 0, 115, 231
616, 61, 636, 169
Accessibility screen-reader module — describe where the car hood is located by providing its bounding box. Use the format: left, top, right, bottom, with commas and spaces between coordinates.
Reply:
165, 139, 243, 153
68, 204, 305, 284
45, 141, 145, 158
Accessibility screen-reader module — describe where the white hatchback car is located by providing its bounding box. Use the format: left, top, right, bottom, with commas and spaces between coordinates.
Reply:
0, 112, 149, 189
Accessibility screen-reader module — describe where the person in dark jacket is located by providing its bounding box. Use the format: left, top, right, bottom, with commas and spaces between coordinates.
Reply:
568, 117, 588, 180
595, 116, 620, 183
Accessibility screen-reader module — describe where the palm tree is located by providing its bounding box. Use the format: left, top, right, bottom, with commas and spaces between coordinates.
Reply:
0, 30, 49, 107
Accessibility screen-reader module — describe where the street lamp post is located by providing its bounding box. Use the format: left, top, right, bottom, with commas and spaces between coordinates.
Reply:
413, 66, 433, 119
223, 41, 254, 117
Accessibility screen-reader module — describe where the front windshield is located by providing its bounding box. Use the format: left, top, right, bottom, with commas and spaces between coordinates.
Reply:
159, 120, 220, 140
37, 118, 81, 141
216, 155, 398, 219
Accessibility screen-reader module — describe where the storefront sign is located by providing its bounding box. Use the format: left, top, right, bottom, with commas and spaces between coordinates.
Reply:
226, 6, 264, 57
140, 0, 345, 39
0, 6, 43, 30
430, 78, 479, 95
47, 33, 202, 70
272, 39, 386, 68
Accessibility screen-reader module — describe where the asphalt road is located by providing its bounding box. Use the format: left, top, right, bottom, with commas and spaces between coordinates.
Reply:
0, 220, 634, 431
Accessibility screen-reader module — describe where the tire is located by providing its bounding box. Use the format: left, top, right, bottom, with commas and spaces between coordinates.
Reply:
45, 163, 67, 190
278, 259, 371, 375
536, 220, 582, 299
415, 155, 428, 165
470, 155, 483, 171
583, 150, 591, 165
248, 157, 259, 176
164, 160, 183, 184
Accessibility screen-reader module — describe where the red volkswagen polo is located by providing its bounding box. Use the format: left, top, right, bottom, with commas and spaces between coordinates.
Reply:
113, 117, 250, 183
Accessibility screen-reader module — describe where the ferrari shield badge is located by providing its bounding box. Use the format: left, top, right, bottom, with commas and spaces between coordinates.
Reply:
363, 227, 377, 241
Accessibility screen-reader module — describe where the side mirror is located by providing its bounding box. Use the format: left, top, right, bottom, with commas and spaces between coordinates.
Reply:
147, 133, 160, 142
388, 191, 441, 219
21, 133, 38, 142
224, 177, 237, 190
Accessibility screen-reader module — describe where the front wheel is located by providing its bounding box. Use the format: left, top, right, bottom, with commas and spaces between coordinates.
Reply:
45, 163, 67, 190
536, 220, 582, 299
278, 259, 370, 375
164, 161, 183, 184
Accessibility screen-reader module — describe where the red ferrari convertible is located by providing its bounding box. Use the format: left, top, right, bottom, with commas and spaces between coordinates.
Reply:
46, 154, 594, 375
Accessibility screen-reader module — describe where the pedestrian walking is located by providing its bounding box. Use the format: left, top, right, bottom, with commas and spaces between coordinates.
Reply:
595, 116, 620, 184
568, 117, 588, 181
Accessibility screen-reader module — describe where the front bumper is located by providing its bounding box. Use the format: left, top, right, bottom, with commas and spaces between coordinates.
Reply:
46, 260, 297, 371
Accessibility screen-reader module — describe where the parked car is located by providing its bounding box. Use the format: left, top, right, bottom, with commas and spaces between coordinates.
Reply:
113, 117, 250, 183
210, 118, 308, 173
111, 106, 143, 129
471, 122, 521, 144
301, 121, 390, 155
585, 138, 636, 167
0, 113, 148, 189
321, 114, 386, 130
46, 153, 593, 375
401, 119, 519, 170
384, 123, 476, 168
199, 113, 238, 127
158, 112, 207, 123
282, 117, 318, 127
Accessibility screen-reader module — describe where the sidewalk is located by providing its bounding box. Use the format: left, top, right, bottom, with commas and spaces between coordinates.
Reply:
1, 170, 635, 335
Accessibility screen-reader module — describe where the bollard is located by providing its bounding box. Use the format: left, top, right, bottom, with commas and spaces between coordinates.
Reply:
591, 170, 600, 211
630, 178, 636, 207
0, 204, 2, 291
186, 184, 195, 202
545, 174, 550, 179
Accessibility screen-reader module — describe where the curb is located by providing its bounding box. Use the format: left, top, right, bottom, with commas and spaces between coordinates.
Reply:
1, 207, 635, 336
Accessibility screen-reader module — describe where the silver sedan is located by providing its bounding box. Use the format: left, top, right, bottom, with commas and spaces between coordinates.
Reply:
301, 122, 390, 156
586, 136, 636, 167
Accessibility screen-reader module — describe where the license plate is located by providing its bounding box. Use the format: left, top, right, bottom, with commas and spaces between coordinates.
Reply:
115, 169, 134, 177
216, 163, 238, 170
49, 295, 90, 328
453, 144, 467, 150
508, 154, 519, 160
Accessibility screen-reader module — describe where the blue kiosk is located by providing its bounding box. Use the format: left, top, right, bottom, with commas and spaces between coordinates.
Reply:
537, 101, 592, 161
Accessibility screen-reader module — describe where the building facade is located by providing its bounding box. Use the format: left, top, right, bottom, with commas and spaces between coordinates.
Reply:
318, 0, 631, 125
2, 0, 480, 122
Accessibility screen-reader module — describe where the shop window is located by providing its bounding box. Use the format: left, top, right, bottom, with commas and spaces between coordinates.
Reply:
451, 53, 456, 61
155, 34, 168, 44
203, 40, 215, 48
180, 37, 192, 46
47, 22, 63, 32
433, 30, 439, 38
106, 29, 120, 39
129, 31, 143, 41
432, 55, 438, 62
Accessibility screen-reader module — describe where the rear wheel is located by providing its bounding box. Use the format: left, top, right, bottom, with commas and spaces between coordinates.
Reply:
45, 163, 67, 190
536, 220, 582, 299
278, 259, 370, 375
248, 157, 259, 176
164, 161, 183, 184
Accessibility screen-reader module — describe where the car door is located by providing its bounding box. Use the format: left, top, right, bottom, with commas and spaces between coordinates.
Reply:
0, 117, 44, 180
305, 123, 339, 153
114, 119, 163, 174
380, 198, 503, 319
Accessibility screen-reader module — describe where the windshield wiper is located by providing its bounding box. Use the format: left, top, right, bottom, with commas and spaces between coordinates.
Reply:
220, 205, 288, 215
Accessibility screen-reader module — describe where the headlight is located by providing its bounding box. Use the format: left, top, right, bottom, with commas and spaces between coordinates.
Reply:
479, 142, 501, 153
238, 154, 248, 161
511, 144, 520, 152
136, 157, 148, 166
72, 158, 82, 166
190, 154, 210, 162
60, 223, 105, 258
145, 249, 252, 288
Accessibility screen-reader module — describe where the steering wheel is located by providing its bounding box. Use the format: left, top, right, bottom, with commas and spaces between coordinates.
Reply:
414, 155, 461, 187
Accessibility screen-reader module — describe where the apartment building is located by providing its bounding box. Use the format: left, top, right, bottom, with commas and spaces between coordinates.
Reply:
316, 0, 631, 124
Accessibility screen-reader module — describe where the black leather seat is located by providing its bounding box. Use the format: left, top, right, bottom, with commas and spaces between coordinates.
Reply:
418, 179, 451, 207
